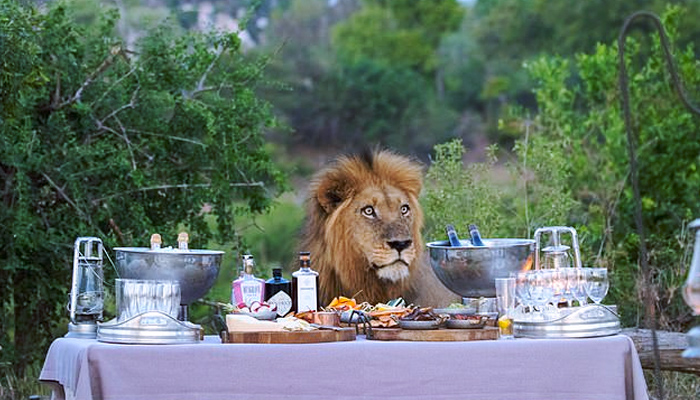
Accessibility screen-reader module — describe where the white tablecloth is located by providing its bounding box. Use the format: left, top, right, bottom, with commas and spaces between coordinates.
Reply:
40, 334, 648, 400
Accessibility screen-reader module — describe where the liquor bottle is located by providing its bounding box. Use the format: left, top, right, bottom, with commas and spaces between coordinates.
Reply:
468, 224, 486, 247
445, 224, 462, 247
150, 233, 162, 250
231, 254, 265, 307
177, 232, 189, 250
291, 251, 319, 313
265, 268, 293, 317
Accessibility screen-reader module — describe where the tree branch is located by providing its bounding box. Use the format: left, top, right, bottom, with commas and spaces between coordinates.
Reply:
91, 181, 265, 204
41, 173, 91, 224
55, 46, 124, 110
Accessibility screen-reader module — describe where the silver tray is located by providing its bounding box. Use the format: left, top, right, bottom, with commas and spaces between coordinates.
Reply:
97, 311, 201, 344
513, 304, 620, 339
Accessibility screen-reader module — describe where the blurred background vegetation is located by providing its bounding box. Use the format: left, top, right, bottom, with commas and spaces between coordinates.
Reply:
2, 0, 700, 398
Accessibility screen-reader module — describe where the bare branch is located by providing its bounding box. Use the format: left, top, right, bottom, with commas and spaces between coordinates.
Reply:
41, 173, 91, 223
91, 181, 265, 204
56, 46, 123, 110
125, 128, 206, 147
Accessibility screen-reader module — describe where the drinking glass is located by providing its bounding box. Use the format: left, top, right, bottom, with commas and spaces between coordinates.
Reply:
495, 277, 516, 339
551, 268, 568, 306
585, 268, 609, 304
529, 270, 554, 318
514, 272, 532, 314
568, 268, 588, 307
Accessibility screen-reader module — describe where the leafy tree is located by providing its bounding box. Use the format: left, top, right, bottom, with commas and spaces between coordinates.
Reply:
0, 0, 285, 375
333, 0, 463, 73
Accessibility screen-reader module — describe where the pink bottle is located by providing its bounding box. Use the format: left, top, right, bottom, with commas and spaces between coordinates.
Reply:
231, 254, 265, 307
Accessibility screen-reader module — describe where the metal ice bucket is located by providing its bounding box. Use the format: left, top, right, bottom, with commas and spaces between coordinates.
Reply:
427, 239, 535, 298
114, 247, 224, 305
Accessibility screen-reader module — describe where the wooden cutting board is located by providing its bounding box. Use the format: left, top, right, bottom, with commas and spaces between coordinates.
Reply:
224, 328, 356, 344
367, 327, 498, 342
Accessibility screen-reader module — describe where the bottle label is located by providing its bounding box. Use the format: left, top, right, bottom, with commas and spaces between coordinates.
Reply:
296, 275, 317, 312
233, 280, 264, 306
268, 290, 292, 316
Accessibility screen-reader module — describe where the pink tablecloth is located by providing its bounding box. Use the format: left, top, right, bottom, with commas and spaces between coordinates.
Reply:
40, 334, 648, 400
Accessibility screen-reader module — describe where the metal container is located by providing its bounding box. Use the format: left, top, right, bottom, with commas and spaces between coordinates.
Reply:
114, 247, 224, 305
97, 310, 201, 344
513, 304, 621, 339
427, 239, 535, 298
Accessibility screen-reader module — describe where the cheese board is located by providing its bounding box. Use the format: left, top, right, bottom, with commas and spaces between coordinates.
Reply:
367, 327, 498, 342
223, 327, 356, 344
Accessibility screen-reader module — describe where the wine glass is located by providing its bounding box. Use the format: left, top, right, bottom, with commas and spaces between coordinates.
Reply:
529, 270, 554, 318
585, 268, 609, 304
568, 268, 588, 307
514, 271, 533, 314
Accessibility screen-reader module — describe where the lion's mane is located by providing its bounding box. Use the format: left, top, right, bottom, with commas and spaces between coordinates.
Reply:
299, 150, 426, 305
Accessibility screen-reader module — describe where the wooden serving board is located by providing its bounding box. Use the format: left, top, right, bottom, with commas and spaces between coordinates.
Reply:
368, 327, 498, 342
224, 328, 356, 344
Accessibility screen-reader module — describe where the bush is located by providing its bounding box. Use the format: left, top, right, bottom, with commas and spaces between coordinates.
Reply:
0, 0, 285, 375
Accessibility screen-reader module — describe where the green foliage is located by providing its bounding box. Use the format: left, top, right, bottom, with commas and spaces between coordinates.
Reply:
422, 139, 505, 242
422, 130, 577, 244
258, 0, 459, 153
0, 0, 285, 375
333, 0, 463, 73
520, 6, 700, 328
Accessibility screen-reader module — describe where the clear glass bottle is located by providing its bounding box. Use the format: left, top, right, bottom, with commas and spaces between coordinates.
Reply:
177, 232, 189, 250
265, 268, 292, 317
292, 251, 319, 313
150, 233, 162, 250
231, 254, 265, 307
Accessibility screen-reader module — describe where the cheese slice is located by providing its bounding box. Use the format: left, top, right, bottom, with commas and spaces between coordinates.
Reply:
226, 314, 284, 332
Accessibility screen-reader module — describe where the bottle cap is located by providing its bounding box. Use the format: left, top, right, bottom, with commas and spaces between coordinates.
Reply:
272, 268, 282, 277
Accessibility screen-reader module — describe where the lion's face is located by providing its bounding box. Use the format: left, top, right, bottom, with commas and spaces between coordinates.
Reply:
302, 150, 424, 304
342, 185, 417, 283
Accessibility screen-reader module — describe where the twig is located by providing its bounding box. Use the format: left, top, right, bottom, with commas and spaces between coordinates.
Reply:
55, 47, 123, 110
125, 128, 206, 146
41, 173, 90, 223
91, 181, 265, 204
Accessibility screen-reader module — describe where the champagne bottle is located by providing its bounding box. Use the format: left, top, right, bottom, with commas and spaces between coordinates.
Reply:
469, 224, 486, 247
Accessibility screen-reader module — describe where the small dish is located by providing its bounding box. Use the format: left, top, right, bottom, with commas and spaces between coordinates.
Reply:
445, 317, 487, 329
236, 308, 277, 321
433, 308, 477, 317
398, 319, 441, 330
340, 309, 364, 323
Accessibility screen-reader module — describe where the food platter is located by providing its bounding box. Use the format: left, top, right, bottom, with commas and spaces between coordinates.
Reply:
368, 327, 498, 341
224, 328, 356, 344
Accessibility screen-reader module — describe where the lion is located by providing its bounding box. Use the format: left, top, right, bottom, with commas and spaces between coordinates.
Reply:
299, 149, 457, 307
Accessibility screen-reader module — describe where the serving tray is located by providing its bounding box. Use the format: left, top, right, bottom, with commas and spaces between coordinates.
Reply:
367, 327, 498, 342
223, 327, 356, 344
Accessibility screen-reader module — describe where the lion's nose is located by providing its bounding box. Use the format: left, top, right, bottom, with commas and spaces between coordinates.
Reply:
387, 240, 412, 252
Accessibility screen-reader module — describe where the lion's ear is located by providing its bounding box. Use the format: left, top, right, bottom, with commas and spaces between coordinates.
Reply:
315, 172, 353, 215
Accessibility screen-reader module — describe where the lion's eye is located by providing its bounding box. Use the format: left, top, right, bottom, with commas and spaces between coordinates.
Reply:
361, 206, 376, 218
400, 204, 410, 216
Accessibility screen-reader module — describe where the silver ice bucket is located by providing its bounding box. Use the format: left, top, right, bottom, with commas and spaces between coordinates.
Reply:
427, 239, 535, 298
114, 247, 224, 305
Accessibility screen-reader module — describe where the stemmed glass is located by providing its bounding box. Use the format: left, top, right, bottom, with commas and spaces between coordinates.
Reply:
585, 268, 609, 304
568, 268, 588, 307
529, 270, 554, 319
514, 272, 533, 315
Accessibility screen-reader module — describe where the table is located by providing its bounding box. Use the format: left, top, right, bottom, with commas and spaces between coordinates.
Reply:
40, 334, 648, 400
